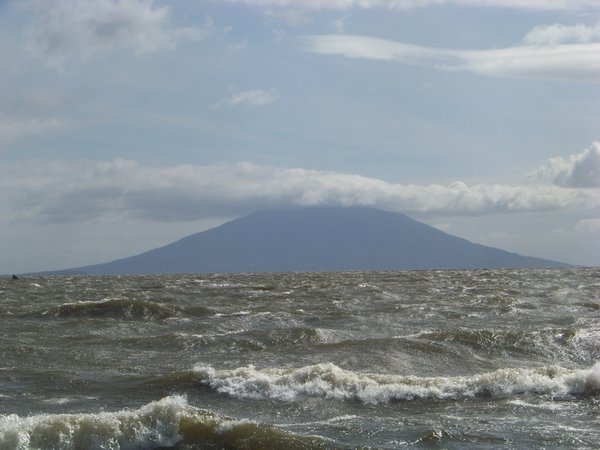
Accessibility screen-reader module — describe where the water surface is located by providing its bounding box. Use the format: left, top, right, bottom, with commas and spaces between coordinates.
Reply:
1, 269, 598, 448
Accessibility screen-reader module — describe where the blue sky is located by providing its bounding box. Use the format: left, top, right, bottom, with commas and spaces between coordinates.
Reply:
1, 0, 599, 273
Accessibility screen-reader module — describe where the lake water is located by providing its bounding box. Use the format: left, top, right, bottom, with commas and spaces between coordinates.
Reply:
1, 268, 598, 448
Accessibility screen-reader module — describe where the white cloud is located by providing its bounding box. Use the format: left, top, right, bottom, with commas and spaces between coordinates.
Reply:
228, 90, 279, 106
27, 0, 210, 66
303, 34, 447, 62
0, 116, 70, 145
301, 34, 600, 82
224, 0, 598, 10
1, 157, 597, 226
463, 43, 600, 82
523, 23, 600, 45
574, 218, 600, 233
527, 142, 600, 187
332, 14, 351, 33
227, 39, 249, 51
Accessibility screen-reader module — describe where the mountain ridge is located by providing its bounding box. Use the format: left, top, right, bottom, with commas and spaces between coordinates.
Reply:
36, 206, 567, 275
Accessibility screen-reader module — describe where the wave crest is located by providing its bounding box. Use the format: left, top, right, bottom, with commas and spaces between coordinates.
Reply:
194, 362, 600, 404
0, 396, 184, 449
0, 396, 327, 449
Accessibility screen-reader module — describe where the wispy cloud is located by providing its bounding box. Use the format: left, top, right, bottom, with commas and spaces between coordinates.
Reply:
301, 34, 600, 82
229, 89, 278, 106
218, 89, 279, 107
2, 144, 598, 225
332, 14, 351, 33
0, 116, 70, 146
574, 217, 600, 233
27, 0, 211, 67
223, 0, 599, 11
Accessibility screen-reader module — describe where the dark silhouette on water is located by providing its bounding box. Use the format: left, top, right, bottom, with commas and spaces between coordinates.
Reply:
12, 274, 18, 280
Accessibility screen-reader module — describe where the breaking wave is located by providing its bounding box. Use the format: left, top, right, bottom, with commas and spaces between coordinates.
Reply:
194, 362, 600, 404
0, 396, 327, 449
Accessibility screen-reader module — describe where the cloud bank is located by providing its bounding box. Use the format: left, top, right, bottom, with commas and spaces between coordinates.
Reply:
27, 0, 210, 66
2, 144, 598, 225
301, 34, 600, 82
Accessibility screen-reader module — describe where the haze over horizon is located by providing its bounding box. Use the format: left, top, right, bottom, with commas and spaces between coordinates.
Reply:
1, 0, 599, 274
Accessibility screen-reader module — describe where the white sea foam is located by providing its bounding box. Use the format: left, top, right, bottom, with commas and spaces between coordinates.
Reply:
0, 396, 325, 450
213, 310, 251, 318
0, 396, 186, 449
214, 418, 253, 434
314, 328, 349, 344
507, 399, 568, 411
164, 317, 191, 324
193, 362, 600, 404
40, 396, 99, 406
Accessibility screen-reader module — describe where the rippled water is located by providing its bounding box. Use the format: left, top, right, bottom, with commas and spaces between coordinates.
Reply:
1, 268, 599, 448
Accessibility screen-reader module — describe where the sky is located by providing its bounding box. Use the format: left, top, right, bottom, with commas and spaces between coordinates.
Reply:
1, 0, 599, 274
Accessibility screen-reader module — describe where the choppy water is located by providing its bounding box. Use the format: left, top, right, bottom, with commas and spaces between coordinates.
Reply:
0, 268, 598, 449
